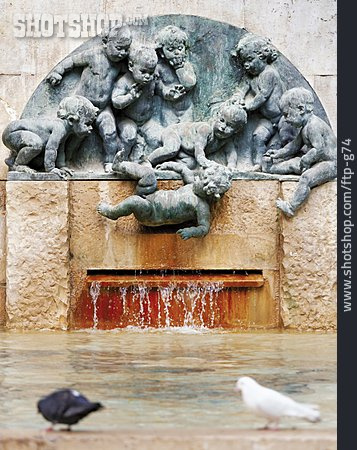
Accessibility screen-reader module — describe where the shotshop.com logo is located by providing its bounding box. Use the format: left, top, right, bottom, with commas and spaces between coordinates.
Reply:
13, 14, 149, 38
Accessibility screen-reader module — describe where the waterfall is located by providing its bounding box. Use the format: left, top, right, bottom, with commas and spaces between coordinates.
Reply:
89, 281, 101, 329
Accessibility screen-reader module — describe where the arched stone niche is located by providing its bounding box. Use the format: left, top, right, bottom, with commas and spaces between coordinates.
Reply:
19, 14, 329, 174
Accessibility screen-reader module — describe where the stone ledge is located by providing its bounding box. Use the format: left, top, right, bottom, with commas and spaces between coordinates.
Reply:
0, 429, 337, 450
7, 170, 301, 182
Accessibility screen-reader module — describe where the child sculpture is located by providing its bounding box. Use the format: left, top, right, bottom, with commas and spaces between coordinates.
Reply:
155, 25, 197, 126
264, 87, 337, 216
2, 95, 98, 178
231, 33, 285, 171
111, 45, 158, 162
47, 25, 132, 172
97, 160, 233, 240
147, 103, 247, 169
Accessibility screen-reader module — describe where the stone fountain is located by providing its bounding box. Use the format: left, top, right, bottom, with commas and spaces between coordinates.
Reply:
1, 15, 336, 331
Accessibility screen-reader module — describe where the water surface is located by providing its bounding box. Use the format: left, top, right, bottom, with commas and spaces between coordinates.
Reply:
0, 329, 336, 430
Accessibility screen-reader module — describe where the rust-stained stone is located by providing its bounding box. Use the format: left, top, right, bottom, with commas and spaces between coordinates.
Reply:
280, 181, 337, 330
3, 179, 336, 331
69, 180, 280, 329
6, 182, 70, 330
69, 180, 280, 271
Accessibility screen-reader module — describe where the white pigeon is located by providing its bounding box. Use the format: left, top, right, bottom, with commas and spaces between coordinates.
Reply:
234, 376, 321, 429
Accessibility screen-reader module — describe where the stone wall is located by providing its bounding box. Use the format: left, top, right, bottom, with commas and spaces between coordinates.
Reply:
0, 181, 6, 326
5, 182, 70, 329
3, 178, 336, 330
280, 182, 337, 330
0, 0, 336, 330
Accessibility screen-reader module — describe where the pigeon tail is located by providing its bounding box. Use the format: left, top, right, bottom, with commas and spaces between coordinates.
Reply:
286, 402, 321, 423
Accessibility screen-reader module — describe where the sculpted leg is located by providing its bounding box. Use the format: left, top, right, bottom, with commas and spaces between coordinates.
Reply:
117, 118, 137, 161
112, 160, 157, 196
251, 121, 274, 171
96, 107, 122, 171
277, 162, 336, 216
263, 156, 301, 174
5, 130, 43, 172
147, 131, 181, 167
97, 195, 152, 221
141, 118, 163, 151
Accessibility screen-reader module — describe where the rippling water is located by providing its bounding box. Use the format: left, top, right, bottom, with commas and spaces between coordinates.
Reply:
0, 329, 336, 430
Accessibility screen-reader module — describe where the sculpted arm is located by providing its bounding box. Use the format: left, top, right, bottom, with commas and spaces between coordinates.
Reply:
177, 200, 211, 240
231, 77, 251, 103
56, 141, 66, 168
156, 161, 195, 184
155, 76, 174, 101
300, 126, 325, 169
43, 125, 67, 173
155, 68, 184, 101
112, 78, 138, 109
47, 50, 92, 85
245, 71, 275, 111
175, 62, 196, 90
268, 133, 303, 159
194, 124, 213, 167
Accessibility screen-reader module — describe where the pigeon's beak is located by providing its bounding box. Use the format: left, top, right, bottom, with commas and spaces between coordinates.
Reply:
233, 385, 241, 393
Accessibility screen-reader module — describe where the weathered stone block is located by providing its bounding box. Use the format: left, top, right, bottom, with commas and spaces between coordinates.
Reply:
6, 181, 70, 329
280, 181, 337, 330
314, 75, 337, 133
104, 0, 245, 28
0, 181, 6, 285
0, 0, 105, 75
244, 0, 336, 77
0, 286, 6, 326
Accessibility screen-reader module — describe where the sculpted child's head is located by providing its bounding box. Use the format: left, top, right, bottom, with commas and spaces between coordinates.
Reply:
232, 33, 278, 75
128, 45, 158, 84
213, 104, 247, 139
155, 25, 189, 69
102, 25, 132, 62
194, 163, 233, 199
57, 95, 98, 136
279, 87, 314, 128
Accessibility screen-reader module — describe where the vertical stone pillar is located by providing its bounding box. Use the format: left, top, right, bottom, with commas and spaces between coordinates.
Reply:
280, 181, 337, 330
0, 181, 6, 325
6, 181, 70, 329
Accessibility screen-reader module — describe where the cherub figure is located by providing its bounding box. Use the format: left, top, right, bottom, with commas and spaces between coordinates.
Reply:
147, 103, 247, 169
141, 26, 197, 150
2, 95, 98, 178
97, 161, 233, 240
47, 25, 132, 172
263, 87, 336, 217
111, 45, 158, 161
231, 33, 285, 171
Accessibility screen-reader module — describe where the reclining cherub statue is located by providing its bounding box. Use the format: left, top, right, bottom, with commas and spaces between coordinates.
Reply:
97, 158, 233, 240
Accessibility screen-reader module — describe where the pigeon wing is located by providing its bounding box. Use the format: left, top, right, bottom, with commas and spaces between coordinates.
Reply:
255, 387, 301, 419
38, 389, 73, 424
62, 402, 102, 424
257, 387, 320, 422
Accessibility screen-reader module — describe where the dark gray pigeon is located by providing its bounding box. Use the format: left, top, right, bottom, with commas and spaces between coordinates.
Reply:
37, 388, 103, 430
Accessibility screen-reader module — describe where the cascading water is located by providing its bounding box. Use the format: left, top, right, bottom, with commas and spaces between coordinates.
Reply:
89, 281, 101, 329
88, 281, 225, 329
73, 271, 271, 330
